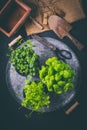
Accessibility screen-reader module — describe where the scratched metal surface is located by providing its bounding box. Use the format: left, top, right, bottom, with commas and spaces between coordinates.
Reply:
6, 37, 81, 112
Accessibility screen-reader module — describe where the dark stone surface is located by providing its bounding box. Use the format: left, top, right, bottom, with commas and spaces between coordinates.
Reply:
0, 0, 87, 130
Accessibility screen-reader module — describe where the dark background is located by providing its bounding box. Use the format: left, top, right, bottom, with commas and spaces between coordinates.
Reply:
0, 0, 87, 130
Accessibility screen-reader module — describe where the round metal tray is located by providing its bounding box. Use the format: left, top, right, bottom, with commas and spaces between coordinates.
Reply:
6, 37, 81, 112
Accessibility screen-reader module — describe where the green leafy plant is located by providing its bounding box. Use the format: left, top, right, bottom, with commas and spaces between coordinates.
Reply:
22, 81, 50, 112
10, 40, 39, 78
39, 57, 75, 94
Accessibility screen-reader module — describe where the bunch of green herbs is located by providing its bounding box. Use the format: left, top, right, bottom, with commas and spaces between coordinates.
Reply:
22, 81, 50, 112
10, 40, 39, 78
39, 57, 75, 94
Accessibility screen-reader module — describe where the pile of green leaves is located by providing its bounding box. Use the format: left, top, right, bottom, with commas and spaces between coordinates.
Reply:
11, 40, 39, 76
39, 57, 75, 94
22, 82, 50, 112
